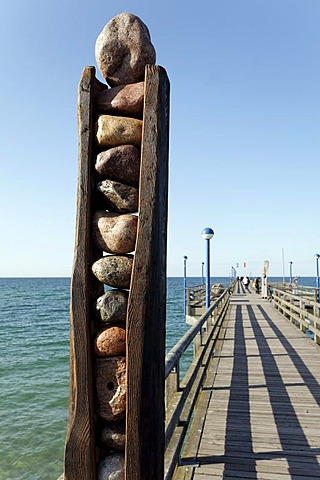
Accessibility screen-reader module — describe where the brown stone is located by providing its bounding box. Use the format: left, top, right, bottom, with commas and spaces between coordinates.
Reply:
95, 82, 144, 119
95, 115, 142, 148
95, 357, 126, 421
92, 255, 133, 288
101, 424, 125, 451
93, 211, 137, 254
97, 180, 138, 213
95, 325, 126, 357
95, 12, 156, 87
95, 145, 140, 188
98, 453, 124, 480
96, 290, 128, 323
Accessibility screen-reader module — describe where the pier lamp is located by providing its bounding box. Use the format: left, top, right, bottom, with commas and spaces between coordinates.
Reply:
201, 227, 214, 309
183, 256, 188, 316
315, 254, 320, 302
289, 261, 293, 284
201, 262, 205, 285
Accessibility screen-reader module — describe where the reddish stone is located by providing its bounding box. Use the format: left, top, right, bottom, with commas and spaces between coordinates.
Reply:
93, 211, 137, 254
95, 12, 156, 87
95, 145, 140, 188
95, 357, 126, 422
95, 325, 126, 357
95, 82, 144, 119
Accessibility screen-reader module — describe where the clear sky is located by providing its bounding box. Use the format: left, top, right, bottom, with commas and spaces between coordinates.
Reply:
0, 0, 319, 278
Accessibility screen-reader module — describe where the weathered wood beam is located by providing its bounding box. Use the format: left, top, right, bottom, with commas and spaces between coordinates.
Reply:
64, 66, 104, 480
125, 64, 170, 480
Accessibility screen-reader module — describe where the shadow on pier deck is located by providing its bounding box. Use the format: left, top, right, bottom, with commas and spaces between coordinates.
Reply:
170, 288, 320, 480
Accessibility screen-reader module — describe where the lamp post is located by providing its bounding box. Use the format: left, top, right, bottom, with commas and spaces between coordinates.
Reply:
201, 262, 204, 285
183, 255, 188, 316
315, 254, 320, 303
231, 266, 236, 283
289, 261, 293, 284
201, 227, 214, 309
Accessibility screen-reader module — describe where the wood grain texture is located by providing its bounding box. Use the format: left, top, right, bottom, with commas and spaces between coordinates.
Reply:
64, 66, 104, 480
125, 64, 170, 480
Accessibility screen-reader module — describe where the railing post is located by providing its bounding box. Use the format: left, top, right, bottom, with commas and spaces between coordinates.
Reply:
165, 363, 180, 409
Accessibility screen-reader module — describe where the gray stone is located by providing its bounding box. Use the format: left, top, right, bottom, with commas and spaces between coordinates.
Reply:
98, 453, 124, 480
101, 424, 125, 451
95, 145, 140, 188
95, 12, 156, 87
95, 115, 142, 148
93, 211, 137, 254
96, 290, 128, 323
95, 357, 126, 422
95, 325, 126, 357
97, 180, 138, 213
95, 82, 144, 119
92, 255, 133, 289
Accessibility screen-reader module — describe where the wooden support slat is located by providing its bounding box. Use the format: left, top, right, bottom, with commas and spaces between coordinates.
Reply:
125, 64, 170, 480
64, 66, 104, 480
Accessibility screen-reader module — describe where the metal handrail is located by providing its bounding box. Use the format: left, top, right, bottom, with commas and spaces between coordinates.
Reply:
164, 288, 231, 480
165, 289, 229, 379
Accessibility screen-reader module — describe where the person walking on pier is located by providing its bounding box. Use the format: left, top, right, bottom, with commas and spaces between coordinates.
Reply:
243, 276, 250, 292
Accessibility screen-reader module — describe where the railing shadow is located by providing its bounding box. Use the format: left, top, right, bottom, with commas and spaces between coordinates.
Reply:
257, 304, 320, 406
191, 300, 320, 479
247, 304, 320, 479
222, 303, 257, 478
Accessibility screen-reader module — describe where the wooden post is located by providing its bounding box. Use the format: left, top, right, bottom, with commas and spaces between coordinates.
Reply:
64, 66, 104, 480
125, 65, 170, 480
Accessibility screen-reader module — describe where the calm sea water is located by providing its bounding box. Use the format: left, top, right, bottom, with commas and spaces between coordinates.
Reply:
0, 276, 316, 479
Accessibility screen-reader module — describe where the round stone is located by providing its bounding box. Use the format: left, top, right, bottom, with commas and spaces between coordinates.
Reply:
97, 453, 124, 480
95, 115, 142, 148
95, 145, 140, 188
101, 424, 125, 451
93, 211, 138, 254
96, 290, 128, 323
95, 12, 156, 86
92, 255, 133, 288
95, 325, 126, 357
96, 180, 138, 213
95, 82, 144, 119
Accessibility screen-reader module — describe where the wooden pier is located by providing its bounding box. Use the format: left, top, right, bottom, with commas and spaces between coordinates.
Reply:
166, 283, 320, 480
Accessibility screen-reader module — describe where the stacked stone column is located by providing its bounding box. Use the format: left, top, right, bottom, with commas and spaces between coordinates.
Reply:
89, 13, 156, 480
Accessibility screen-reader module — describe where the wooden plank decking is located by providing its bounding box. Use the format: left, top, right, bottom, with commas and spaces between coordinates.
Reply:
176, 284, 320, 479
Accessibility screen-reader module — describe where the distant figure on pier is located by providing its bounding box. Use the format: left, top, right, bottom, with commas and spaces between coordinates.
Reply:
252, 277, 260, 294
243, 276, 250, 292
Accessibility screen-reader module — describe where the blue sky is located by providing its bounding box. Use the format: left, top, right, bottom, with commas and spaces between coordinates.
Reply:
0, 0, 319, 278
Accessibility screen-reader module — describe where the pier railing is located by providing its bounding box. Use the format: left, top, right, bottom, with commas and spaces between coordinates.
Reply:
185, 285, 205, 316
164, 289, 231, 480
185, 282, 233, 317
272, 287, 320, 345
271, 282, 319, 302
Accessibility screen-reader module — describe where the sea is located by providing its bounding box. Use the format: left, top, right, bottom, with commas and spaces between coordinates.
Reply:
0, 276, 317, 480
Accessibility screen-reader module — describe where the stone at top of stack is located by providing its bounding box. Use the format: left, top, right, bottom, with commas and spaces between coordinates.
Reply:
95, 12, 156, 87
